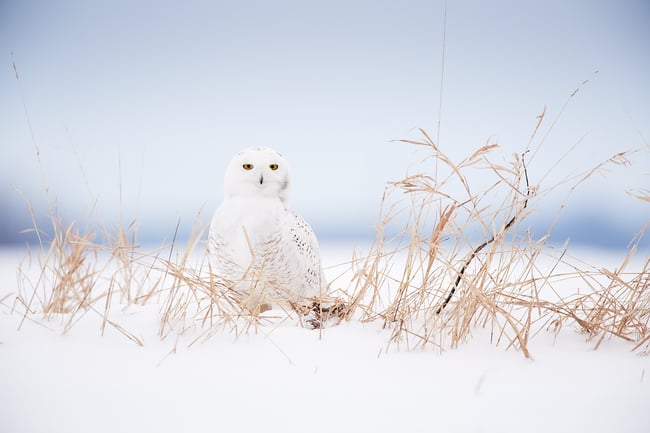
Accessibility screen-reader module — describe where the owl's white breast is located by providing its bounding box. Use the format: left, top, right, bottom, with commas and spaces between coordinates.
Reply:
209, 196, 285, 274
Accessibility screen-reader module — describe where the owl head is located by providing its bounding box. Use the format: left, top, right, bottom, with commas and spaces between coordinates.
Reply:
223, 147, 291, 205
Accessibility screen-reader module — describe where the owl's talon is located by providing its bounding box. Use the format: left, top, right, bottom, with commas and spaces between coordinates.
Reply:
302, 299, 347, 329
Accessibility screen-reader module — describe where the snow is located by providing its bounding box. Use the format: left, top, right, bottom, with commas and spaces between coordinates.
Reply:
1, 244, 649, 433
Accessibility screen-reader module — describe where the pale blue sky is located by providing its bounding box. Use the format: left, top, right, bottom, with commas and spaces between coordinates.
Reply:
1, 0, 648, 248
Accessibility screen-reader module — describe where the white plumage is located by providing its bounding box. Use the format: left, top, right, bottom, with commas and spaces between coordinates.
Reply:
208, 147, 326, 306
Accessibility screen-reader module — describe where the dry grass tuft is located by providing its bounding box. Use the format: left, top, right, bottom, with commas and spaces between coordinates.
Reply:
13, 217, 145, 345
338, 129, 649, 357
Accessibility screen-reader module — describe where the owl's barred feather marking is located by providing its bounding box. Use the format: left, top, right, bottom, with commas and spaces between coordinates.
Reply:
208, 147, 326, 306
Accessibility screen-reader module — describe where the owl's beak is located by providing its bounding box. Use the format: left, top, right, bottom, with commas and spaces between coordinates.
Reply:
259, 174, 264, 185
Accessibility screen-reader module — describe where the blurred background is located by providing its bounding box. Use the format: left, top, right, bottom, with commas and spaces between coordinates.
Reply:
1, 0, 648, 249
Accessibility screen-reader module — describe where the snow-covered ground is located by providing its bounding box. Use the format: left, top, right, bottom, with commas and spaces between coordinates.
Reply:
1, 243, 649, 433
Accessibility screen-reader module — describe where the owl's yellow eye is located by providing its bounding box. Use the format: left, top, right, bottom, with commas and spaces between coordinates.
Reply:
269, 164, 279, 171
242, 163, 254, 170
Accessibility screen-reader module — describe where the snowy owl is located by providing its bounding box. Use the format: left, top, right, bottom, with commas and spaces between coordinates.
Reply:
208, 147, 327, 308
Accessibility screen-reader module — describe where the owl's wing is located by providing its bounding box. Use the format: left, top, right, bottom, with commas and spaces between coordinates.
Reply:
287, 210, 327, 298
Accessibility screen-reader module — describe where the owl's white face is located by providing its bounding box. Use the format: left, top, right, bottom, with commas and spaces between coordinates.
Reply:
223, 147, 291, 204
